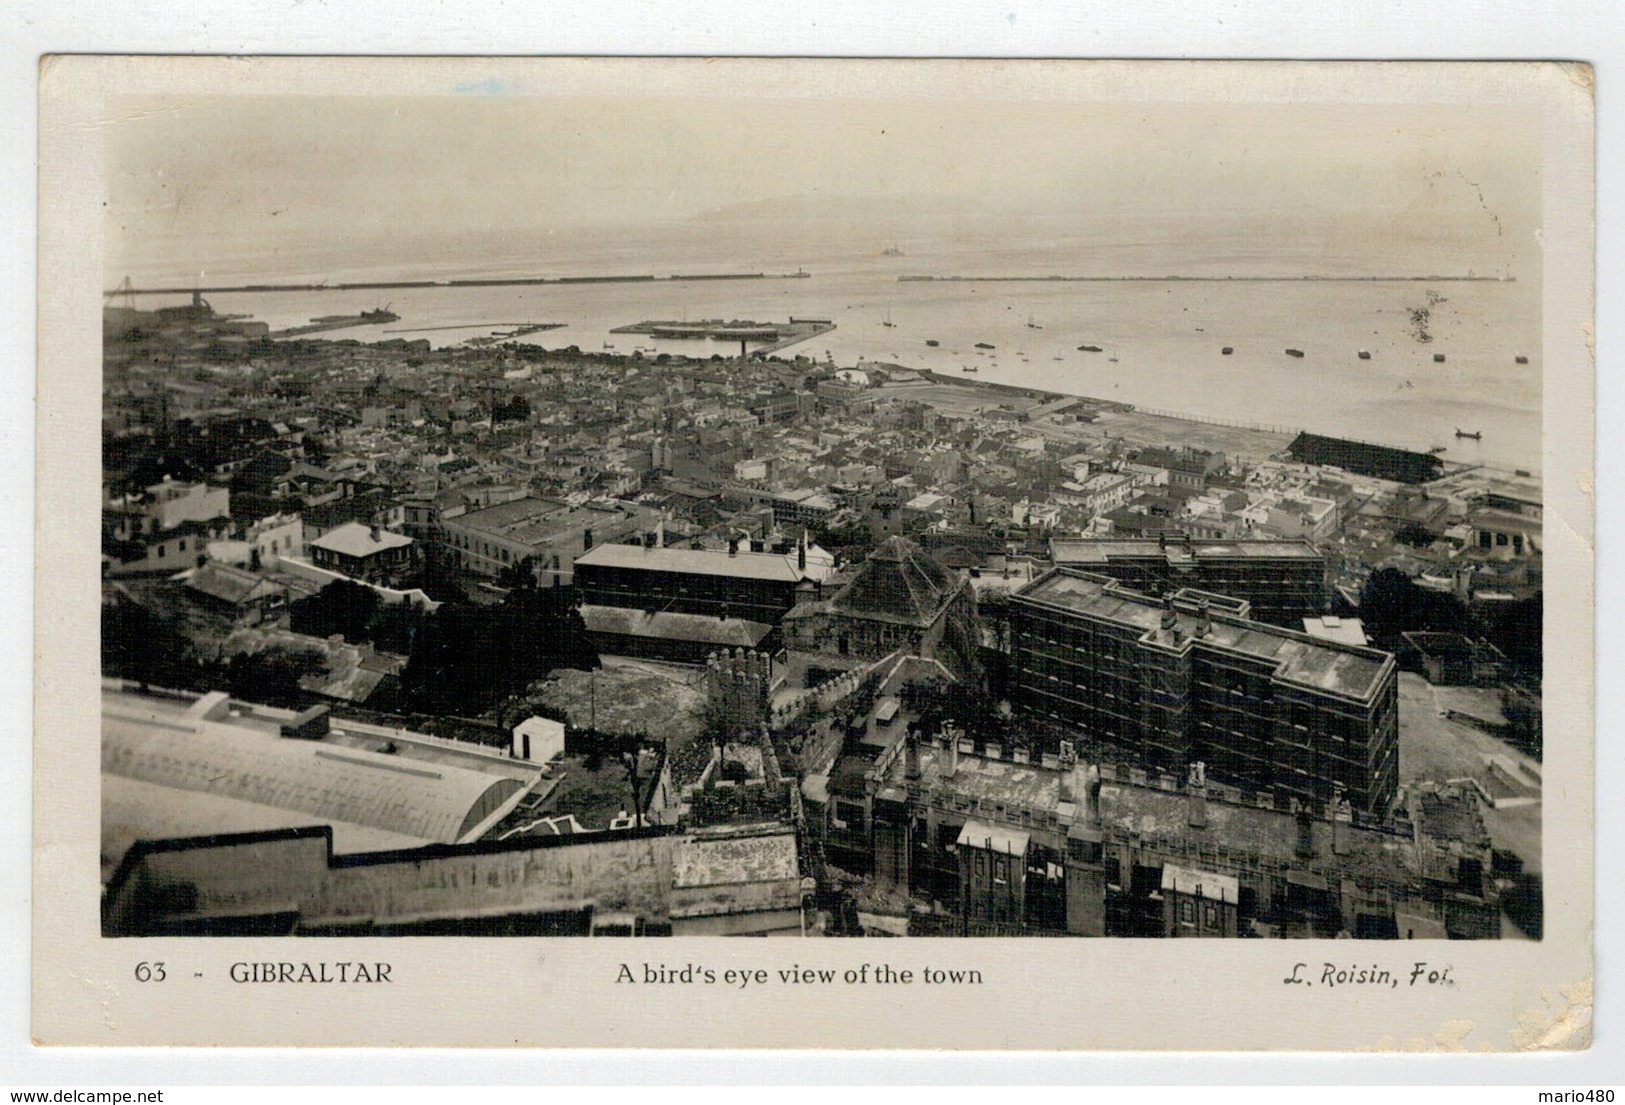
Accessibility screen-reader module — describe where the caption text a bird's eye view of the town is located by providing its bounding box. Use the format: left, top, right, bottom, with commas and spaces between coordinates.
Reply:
99, 74, 1545, 941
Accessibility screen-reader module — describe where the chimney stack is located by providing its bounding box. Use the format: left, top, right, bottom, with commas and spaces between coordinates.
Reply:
1294, 799, 1316, 859
1186, 761, 1208, 829
370, 524, 382, 543
583, 526, 594, 551
1332, 786, 1352, 855
1194, 600, 1211, 639
728, 536, 738, 557
905, 730, 921, 782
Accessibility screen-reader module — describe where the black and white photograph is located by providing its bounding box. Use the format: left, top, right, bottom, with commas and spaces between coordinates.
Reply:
34, 55, 1595, 1050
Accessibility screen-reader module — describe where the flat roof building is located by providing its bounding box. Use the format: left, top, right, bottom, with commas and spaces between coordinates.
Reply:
1049, 536, 1328, 626
439, 497, 659, 585
1007, 569, 1399, 817
103, 823, 802, 937
805, 735, 1495, 939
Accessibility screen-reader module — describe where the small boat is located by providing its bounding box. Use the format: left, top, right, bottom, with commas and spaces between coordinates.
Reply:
1433, 353, 1446, 363
1515, 354, 1529, 364
1285, 348, 1305, 358
975, 342, 996, 350
881, 246, 905, 257
1429, 445, 1447, 454
1078, 344, 1102, 353
1357, 350, 1372, 360
925, 339, 939, 347
1108, 357, 1119, 363
1455, 428, 1482, 440
881, 312, 895, 328
1220, 347, 1233, 355
1026, 315, 1042, 329
961, 365, 977, 373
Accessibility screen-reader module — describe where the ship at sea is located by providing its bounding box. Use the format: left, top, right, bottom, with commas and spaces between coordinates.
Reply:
311, 306, 400, 325
881, 246, 905, 257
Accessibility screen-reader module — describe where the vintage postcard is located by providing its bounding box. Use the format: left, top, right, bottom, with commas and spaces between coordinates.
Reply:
35, 57, 1593, 1049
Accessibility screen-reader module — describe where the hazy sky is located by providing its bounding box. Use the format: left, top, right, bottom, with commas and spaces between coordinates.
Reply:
104, 69, 1543, 281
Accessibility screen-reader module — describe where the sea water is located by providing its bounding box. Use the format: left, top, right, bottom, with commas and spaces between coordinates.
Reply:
114, 227, 1543, 474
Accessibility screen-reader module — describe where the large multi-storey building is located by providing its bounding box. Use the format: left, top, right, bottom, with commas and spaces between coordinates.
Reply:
1049, 536, 1328, 626
575, 539, 811, 624
804, 734, 1497, 939
572, 538, 820, 663
1007, 569, 1399, 816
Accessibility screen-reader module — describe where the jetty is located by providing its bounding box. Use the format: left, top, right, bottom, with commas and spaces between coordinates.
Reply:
611, 317, 835, 355
268, 309, 398, 339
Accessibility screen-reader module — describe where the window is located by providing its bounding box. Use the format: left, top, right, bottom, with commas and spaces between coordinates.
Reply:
1180, 900, 1196, 923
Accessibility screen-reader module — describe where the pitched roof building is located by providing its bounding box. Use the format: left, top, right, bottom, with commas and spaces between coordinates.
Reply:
308, 521, 414, 581
783, 537, 979, 675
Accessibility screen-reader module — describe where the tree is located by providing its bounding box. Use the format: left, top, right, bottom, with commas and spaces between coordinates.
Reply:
102, 598, 206, 691
1479, 592, 1542, 680
367, 599, 425, 655
400, 586, 598, 715
492, 395, 531, 424
1391, 523, 1439, 549
289, 579, 380, 642
496, 555, 538, 590
400, 552, 468, 604
1357, 568, 1468, 646
225, 646, 327, 708
902, 676, 1004, 745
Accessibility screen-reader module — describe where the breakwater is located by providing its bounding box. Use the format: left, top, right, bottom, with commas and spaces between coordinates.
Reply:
117, 271, 814, 296
898, 274, 1514, 284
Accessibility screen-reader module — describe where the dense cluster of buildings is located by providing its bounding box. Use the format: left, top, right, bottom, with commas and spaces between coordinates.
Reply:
99, 300, 1541, 939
